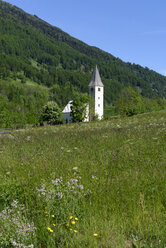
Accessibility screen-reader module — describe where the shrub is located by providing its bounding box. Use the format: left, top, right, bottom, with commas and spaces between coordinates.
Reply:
115, 87, 143, 116
40, 101, 63, 125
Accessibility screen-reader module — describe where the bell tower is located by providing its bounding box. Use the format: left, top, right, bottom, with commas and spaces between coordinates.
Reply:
89, 65, 104, 120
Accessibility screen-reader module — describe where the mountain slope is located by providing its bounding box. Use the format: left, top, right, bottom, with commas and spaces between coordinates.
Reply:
0, 0, 166, 107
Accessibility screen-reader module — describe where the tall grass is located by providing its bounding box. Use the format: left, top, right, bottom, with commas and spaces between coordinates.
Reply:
0, 110, 166, 247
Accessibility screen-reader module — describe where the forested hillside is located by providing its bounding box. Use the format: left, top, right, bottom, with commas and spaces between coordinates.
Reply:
1, 0, 166, 127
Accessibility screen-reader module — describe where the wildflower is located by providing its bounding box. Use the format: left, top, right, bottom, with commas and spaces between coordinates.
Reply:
75, 217, 78, 221
74, 230, 78, 233
69, 228, 73, 231
51, 215, 55, 218
57, 192, 63, 199
78, 185, 84, 190
93, 233, 99, 237
36, 184, 46, 196
71, 221, 75, 225
51, 177, 63, 186
67, 182, 70, 187
66, 224, 70, 227
11, 199, 19, 208
47, 227, 53, 232
45, 211, 48, 214
52, 224, 56, 227
70, 216, 73, 219
70, 179, 78, 183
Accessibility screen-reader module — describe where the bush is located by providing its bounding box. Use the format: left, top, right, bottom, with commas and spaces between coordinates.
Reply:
40, 101, 63, 125
115, 87, 143, 116
115, 87, 166, 117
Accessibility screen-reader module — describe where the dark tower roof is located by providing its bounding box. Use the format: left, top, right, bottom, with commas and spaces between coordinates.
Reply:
89, 65, 104, 87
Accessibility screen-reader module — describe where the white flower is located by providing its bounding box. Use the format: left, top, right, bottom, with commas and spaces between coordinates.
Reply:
78, 185, 84, 190
26, 136, 31, 141
57, 192, 63, 199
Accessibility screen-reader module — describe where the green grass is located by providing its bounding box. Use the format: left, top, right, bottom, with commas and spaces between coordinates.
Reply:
0, 110, 166, 247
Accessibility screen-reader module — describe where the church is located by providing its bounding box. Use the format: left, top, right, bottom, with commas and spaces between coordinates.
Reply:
62, 66, 104, 123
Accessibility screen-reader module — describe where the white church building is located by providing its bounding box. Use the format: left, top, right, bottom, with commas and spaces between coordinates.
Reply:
62, 65, 104, 123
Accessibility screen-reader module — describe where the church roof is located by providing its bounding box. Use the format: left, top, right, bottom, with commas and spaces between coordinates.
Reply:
89, 65, 104, 87
62, 100, 73, 113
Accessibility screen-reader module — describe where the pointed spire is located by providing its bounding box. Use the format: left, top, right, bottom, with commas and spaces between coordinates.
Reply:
89, 65, 104, 87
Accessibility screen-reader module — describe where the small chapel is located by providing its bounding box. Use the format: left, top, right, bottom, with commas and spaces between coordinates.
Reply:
62, 65, 104, 123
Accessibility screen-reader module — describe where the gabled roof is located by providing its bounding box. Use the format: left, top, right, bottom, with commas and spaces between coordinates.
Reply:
89, 65, 104, 87
62, 100, 73, 113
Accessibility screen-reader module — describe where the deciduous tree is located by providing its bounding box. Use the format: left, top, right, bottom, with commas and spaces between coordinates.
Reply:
40, 101, 63, 125
71, 93, 90, 122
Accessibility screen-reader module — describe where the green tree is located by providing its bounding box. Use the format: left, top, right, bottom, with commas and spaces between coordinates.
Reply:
115, 87, 143, 116
71, 93, 90, 122
40, 101, 63, 125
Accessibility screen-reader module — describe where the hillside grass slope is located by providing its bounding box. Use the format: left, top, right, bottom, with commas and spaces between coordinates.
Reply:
0, 110, 166, 247
1, 0, 166, 107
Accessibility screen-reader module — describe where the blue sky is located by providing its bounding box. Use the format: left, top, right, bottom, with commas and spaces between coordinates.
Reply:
4, 0, 166, 76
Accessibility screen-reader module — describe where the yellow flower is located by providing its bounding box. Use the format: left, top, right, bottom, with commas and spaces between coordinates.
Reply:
75, 217, 78, 221
93, 233, 99, 237
45, 211, 48, 214
47, 227, 53, 232
74, 230, 78, 233
71, 221, 75, 225
45, 215, 48, 217
69, 228, 73, 231
52, 224, 56, 227
65, 224, 70, 227
70, 216, 73, 220
51, 215, 55, 218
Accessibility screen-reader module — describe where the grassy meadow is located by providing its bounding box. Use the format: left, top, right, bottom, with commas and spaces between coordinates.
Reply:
0, 110, 166, 247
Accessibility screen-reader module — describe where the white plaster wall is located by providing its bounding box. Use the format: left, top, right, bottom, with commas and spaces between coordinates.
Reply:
94, 86, 104, 120
62, 106, 89, 123
84, 105, 89, 122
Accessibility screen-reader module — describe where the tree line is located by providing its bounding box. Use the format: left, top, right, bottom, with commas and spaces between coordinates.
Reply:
0, 1, 166, 106
1, 1, 166, 128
